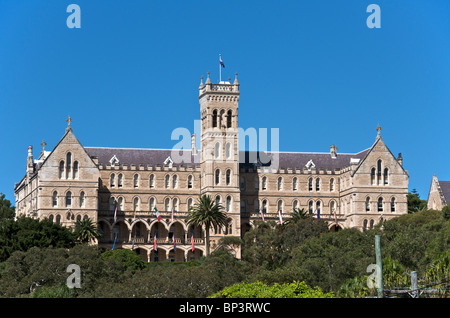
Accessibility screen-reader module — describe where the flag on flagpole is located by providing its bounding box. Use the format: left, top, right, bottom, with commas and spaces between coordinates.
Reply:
171, 208, 174, 223
133, 208, 136, 221
316, 209, 321, 220
131, 236, 135, 249
114, 205, 117, 223
112, 233, 117, 250
173, 235, 176, 251
278, 209, 283, 225
154, 234, 157, 251
219, 55, 225, 68
155, 207, 162, 222
191, 234, 195, 252
260, 209, 265, 222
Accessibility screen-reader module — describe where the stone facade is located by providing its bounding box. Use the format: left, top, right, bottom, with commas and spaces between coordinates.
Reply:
14, 73, 409, 262
427, 175, 450, 211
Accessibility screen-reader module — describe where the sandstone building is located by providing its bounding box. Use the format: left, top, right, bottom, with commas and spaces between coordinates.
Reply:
14, 72, 409, 262
427, 175, 450, 211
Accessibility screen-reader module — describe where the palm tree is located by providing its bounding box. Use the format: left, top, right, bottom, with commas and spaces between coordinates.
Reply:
74, 218, 101, 244
290, 208, 309, 223
186, 194, 228, 256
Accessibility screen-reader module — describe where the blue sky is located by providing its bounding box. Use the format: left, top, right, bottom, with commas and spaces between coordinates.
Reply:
0, 0, 449, 204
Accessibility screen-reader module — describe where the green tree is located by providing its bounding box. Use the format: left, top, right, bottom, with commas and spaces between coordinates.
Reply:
73, 218, 101, 244
0, 193, 15, 220
407, 189, 427, 214
186, 194, 228, 256
101, 248, 146, 273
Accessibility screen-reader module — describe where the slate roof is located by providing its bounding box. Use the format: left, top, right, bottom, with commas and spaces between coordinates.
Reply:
85, 147, 371, 171
438, 180, 450, 205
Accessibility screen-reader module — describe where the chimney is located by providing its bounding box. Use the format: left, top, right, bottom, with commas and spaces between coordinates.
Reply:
330, 145, 338, 158
397, 153, 403, 166
191, 134, 197, 155
27, 146, 34, 175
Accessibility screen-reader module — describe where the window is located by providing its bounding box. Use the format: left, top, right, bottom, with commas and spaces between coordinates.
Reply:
226, 196, 232, 212
80, 191, 85, 208
255, 177, 259, 190
377, 160, 382, 185
371, 168, 376, 185
330, 178, 335, 192
239, 177, 245, 190
254, 199, 260, 212
369, 219, 374, 229
66, 191, 72, 207
277, 200, 283, 212
215, 169, 220, 185
226, 143, 231, 159
391, 198, 396, 212
215, 195, 221, 206
316, 201, 321, 214
315, 178, 320, 191
165, 175, 170, 188
330, 200, 336, 214
133, 197, 140, 211
172, 175, 178, 188
52, 191, 58, 207
363, 219, 368, 232
308, 201, 314, 214
378, 197, 383, 212
215, 142, 220, 159
277, 177, 283, 191
292, 200, 299, 210
212, 109, 218, 128
150, 197, 156, 211
188, 175, 193, 189
365, 197, 370, 212
73, 161, 79, 179
226, 170, 231, 186
109, 197, 115, 211
55, 215, 61, 224
262, 176, 267, 190
118, 197, 124, 211
262, 200, 267, 213
165, 198, 170, 211
66, 153, 72, 179
384, 168, 389, 185
150, 174, 155, 188
110, 174, 115, 187
118, 174, 123, 188
240, 200, 246, 213
187, 198, 193, 211
292, 177, 298, 191
308, 178, 313, 191
227, 110, 232, 128
59, 161, 65, 179
173, 198, 179, 212
134, 174, 139, 188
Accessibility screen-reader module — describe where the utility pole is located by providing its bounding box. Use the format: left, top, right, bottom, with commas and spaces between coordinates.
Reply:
375, 235, 384, 298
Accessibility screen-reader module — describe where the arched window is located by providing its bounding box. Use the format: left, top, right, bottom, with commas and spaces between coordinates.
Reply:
165, 175, 170, 188
363, 219, 368, 232
118, 174, 123, 188
227, 110, 232, 128
65, 191, 72, 207
187, 175, 193, 189
226, 143, 231, 159
118, 197, 124, 211
391, 197, 396, 212
133, 174, 139, 188
292, 177, 298, 191
365, 197, 370, 212
315, 178, 320, 191
150, 197, 156, 211
215, 169, 220, 185
110, 174, 115, 187
262, 176, 267, 190
150, 174, 155, 188
384, 168, 389, 185
173, 198, 179, 212
226, 170, 231, 186
377, 160, 382, 185
52, 191, 58, 207
240, 200, 246, 213
212, 109, 218, 128
55, 215, 61, 224
371, 168, 376, 185
254, 199, 260, 212
133, 197, 140, 211
215, 142, 220, 159
49, 214, 54, 223
277, 177, 283, 191
330, 178, 335, 192
378, 197, 383, 212
262, 199, 267, 213
215, 195, 221, 206
187, 198, 193, 211
330, 200, 336, 214
165, 198, 170, 211
369, 219, 375, 229
109, 197, 115, 211
79, 191, 85, 208
172, 175, 178, 188
59, 161, 65, 179
308, 178, 313, 191
66, 153, 72, 179
316, 201, 321, 214
239, 176, 245, 190
292, 200, 299, 210
308, 201, 314, 214
73, 161, 79, 179
277, 200, 283, 212
226, 196, 232, 212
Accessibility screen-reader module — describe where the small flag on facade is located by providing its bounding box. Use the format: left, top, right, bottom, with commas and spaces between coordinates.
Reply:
278, 209, 283, 225
155, 207, 162, 222
191, 234, 195, 252
112, 233, 117, 250
260, 209, 265, 222
114, 205, 117, 223
316, 209, 320, 220
154, 234, 157, 251
171, 208, 174, 223
173, 235, 176, 251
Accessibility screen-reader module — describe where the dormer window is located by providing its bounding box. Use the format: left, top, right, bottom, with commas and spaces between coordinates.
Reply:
109, 155, 119, 167
164, 156, 173, 168
305, 159, 315, 171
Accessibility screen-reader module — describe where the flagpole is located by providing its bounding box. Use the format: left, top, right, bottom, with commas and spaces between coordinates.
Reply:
219, 54, 222, 82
